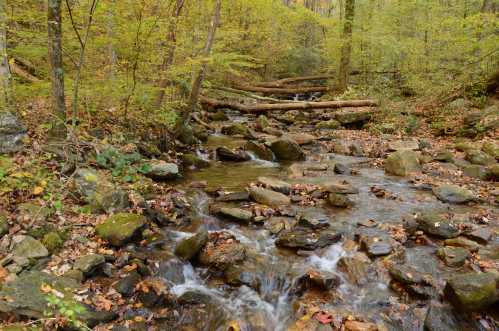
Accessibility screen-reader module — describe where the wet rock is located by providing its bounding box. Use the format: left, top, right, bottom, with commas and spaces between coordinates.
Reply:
95, 213, 146, 247
388, 139, 419, 151
444, 272, 498, 311
415, 211, 460, 238
344, 321, 377, 331
74, 254, 105, 276
115, 271, 141, 297
324, 180, 357, 194
0, 271, 78, 318
257, 176, 291, 194
224, 261, 260, 288
424, 301, 481, 331
17, 203, 53, 223
385, 150, 421, 176
333, 163, 349, 174
216, 190, 250, 202
136, 277, 174, 308
437, 246, 469, 267
177, 124, 196, 145
286, 133, 315, 145
269, 138, 305, 161
462, 164, 491, 180
482, 141, 499, 159
181, 153, 210, 169
12, 235, 49, 260
360, 236, 392, 257
175, 227, 208, 261
256, 115, 270, 130
243, 141, 274, 161
331, 140, 351, 155
209, 110, 229, 121
276, 229, 341, 250
221, 123, 254, 139
264, 216, 292, 235
388, 264, 424, 285
217, 207, 253, 222
292, 269, 340, 295
0, 211, 9, 238
297, 208, 331, 229
465, 227, 492, 245
0, 112, 27, 154
335, 109, 373, 127
338, 255, 369, 285
328, 193, 355, 208
249, 186, 291, 207
444, 237, 482, 252
216, 146, 251, 162
145, 160, 180, 180
316, 119, 341, 130
432, 184, 475, 204
433, 149, 454, 162
198, 232, 246, 270
72, 168, 130, 213
464, 149, 496, 166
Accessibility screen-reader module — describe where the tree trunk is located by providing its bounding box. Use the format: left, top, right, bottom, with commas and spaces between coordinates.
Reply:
481, 0, 496, 13
232, 83, 329, 95
48, 0, 66, 137
154, 0, 185, 108
175, 0, 221, 136
338, 0, 355, 93
0, 0, 13, 112
200, 96, 378, 113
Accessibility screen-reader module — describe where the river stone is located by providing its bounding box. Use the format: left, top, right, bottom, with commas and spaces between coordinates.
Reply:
216, 146, 251, 162
360, 236, 392, 257
465, 149, 496, 166
198, 232, 246, 270
12, 235, 49, 260
264, 216, 292, 235
73, 168, 130, 213
181, 153, 210, 169
388, 140, 419, 151
437, 246, 469, 267
389, 264, 424, 285
41, 231, 64, 253
174, 228, 208, 261
0, 211, 9, 237
257, 176, 292, 194
145, 160, 180, 180
285, 133, 315, 145
217, 207, 253, 222
433, 149, 454, 163
224, 260, 261, 289
415, 212, 460, 238
221, 123, 254, 139
424, 301, 481, 331
209, 110, 229, 121
0, 271, 78, 318
74, 254, 105, 276
316, 119, 341, 130
328, 193, 355, 208
0, 112, 27, 154
215, 191, 250, 202
269, 138, 305, 161
249, 186, 291, 207
337, 255, 369, 285
482, 141, 499, 159
385, 150, 421, 176
462, 164, 491, 180
297, 208, 330, 229
136, 277, 174, 308
465, 227, 492, 245
444, 272, 498, 311
275, 229, 341, 250
17, 203, 53, 223
243, 141, 274, 161
95, 213, 146, 246
292, 269, 340, 295
322, 180, 358, 194
444, 237, 482, 252
432, 184, 475, 204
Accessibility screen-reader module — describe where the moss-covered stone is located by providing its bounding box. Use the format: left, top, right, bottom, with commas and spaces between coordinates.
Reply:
385, 150, 421, 176
181, 153, 210, 169
41, 231, 65, 253
175, 228, 209, 261
95, 213, 146, 246
221, 123, 254, 139
482, 141, 499, 159
465, 149, 496, 166
17, 203, 53, 223
0, 211, 9, 237
444, 272, 498, 311
316, 119, 341, 130
269, 138, 305, 161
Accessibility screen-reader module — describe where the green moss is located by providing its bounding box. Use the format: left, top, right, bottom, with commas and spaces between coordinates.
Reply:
42, 231, 65, 253
95, 213, 146, 246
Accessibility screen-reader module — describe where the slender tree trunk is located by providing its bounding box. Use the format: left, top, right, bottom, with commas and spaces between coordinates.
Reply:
107, 0, 117, 80
175, 0, 221, 136
48, 0, 66, 137
0, 0, 13, 112
338, 0, 355, 93
154, 0, 185, 108
481, 0, 496, 13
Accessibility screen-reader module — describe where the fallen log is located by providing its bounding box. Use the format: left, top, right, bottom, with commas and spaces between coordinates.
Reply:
211, 86, 300, 103
10, 61, 41, 82
255, 74, 335, 88
200, 96, 378, 113
232, 83, 329, 95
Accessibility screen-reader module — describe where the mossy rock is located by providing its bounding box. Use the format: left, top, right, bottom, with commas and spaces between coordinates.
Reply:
444, 272, 499, 311
181, 153, 210, 169
0, 211, 9, 237
316, 120, 341, 130
209, 111, 229, 121
482, 141, 499, 160
385, 150, 421, 176
17, 203, 54, 223
95, 213, 146, 246
41, 231, 65, 253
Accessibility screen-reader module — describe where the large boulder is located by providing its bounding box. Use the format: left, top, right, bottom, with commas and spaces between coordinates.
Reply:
269, 138, 305, 161
432, 184, 475, 204
198, 232, 246, 270
174, 228, 209, 261
415, 211, 460, 238
243, 141, 274, 161
145, 160, 180, 180
316, 120, 341, 130
437, 246, 469, 267
297, 208, 331, 229
216, 207, 253, 222
257, 176, 292, 194
0, 112, 27, 154
465, 149, 496, 166
221, 123, 254, 139
216, 147, 251, 162
444, 272, 498, 311
248, 186, 291, 207
461, 164, 491, 180
95, 213, 146, 246
74, 254, 105, 277
11, 235, 49, 260
385, 150, 421, 176
72, 168, 130, 213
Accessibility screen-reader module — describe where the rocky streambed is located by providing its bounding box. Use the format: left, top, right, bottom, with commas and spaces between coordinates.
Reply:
0, 108, 498, 331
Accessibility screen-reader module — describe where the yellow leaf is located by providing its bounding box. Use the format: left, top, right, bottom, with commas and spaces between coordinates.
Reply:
227, 321, 241, 331
33, 186, 44, 195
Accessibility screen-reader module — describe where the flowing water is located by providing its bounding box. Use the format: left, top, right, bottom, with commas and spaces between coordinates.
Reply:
152, 134, 494, 330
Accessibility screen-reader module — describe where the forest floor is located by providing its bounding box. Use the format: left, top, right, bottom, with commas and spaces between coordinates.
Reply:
0, 93, 498, 330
